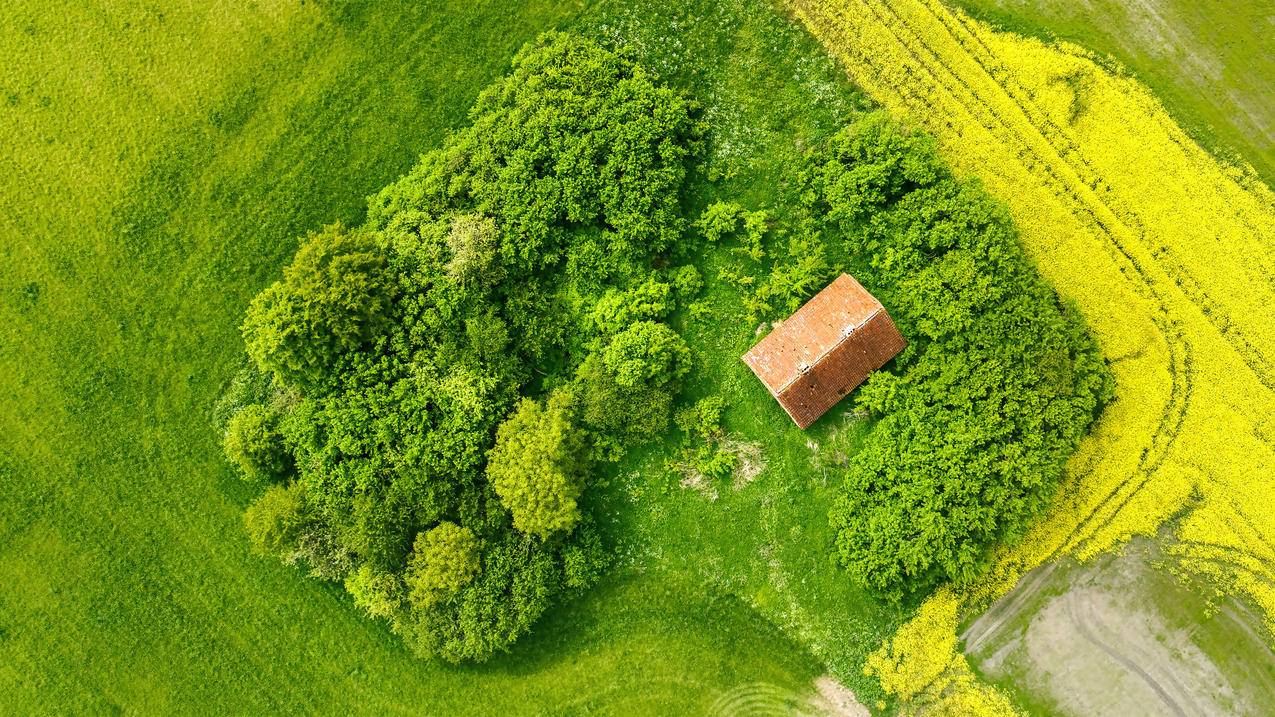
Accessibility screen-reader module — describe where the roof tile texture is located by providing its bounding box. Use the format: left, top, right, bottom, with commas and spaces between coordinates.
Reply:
742, 274, 905, 429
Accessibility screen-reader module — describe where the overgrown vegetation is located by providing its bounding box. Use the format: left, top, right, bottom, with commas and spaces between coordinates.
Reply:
225, 27, 1113, 659
791, 1, 1275, 710
691, 110, 1112, 598
799, 115, 1112, 596
9, 0, 1168, 708
223, 32, 704, 661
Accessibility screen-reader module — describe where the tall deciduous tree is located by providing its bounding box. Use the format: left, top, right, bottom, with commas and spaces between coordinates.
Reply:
486, 390, 587, 538
241, 223, 391, 392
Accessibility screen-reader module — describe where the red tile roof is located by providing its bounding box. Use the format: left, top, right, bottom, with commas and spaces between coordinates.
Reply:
742, 274, 905, 428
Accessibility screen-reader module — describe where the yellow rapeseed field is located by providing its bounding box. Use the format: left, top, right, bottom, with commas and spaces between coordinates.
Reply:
788, 0, 1275, 711
865, 588, 1019, 715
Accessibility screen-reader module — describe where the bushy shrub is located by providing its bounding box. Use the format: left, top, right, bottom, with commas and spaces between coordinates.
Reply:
802, 112, 942, 225
675, 395, 727, 439
799, 114, 1113, 597
346, 564, 408, 621
573, 321, 690, 458
695, 448, 739, 482
401, 532, 557, 663
695, 201, 768, 259
668, 264, 703, 300
293, 523, 354, 581
748, 234, 833, 318
591, 278, 674, 335
223, 404, 291, 482
241, 224, 391, 391
578, 352, 676, 454
486, 391, 587, 538
561, 522, 607, 589
243, 483, 309, 557
600, 321, 691, 389
406, 522, 481, 607
211, 361, 281, 429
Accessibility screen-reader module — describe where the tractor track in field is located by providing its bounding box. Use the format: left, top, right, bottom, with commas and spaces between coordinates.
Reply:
1176, 542, 1275, 590
1230, 504, 1275, 566
961, 560, 1059, 653
935, 0, 1275, 394
796, 0, 1197, 563
1064, 588, 1193, 717
1062, 338, 1193, 558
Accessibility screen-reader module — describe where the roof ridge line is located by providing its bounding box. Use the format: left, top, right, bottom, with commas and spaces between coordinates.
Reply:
771, 305, 885, 394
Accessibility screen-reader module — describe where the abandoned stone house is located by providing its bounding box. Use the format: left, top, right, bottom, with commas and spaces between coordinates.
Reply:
742, 273, 905, 429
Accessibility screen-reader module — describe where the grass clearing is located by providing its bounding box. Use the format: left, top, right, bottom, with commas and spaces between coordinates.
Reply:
557, 0, 910, 700
1, 0, 905, 711
788, 0, 1275, 711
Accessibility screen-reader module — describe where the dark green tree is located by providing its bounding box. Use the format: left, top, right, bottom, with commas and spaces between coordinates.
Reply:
242, 224, 391, 392
799, 114, 1113, 597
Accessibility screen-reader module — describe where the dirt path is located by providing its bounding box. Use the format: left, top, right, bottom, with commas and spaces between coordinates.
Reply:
965, 541, 1274, 716
1065, 590, 1190, 717
961, 561, 1058, 653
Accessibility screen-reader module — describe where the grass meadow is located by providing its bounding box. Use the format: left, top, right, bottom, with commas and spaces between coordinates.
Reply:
7, 0, 1271, 712
1, 0, 906, 712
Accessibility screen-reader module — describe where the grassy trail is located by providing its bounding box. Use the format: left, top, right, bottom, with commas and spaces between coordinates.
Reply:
788, 0, 1275, 711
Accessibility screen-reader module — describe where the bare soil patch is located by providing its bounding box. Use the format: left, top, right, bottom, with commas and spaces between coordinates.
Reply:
964, 539, 1275, 716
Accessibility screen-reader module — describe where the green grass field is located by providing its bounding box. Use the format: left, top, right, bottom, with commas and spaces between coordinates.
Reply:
0, 0, 905, 712
950, 0, 1275, 185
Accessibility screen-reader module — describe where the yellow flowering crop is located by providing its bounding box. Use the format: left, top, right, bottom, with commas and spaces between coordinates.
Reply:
865, 589, 1022, 715
788, 0, 1275, 711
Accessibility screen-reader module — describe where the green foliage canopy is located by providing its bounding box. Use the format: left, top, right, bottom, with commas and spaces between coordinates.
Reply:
799, 114, 1113, 597
486, 392, 588, 539
406, 522, 481, 607
242, 224, 392, 391
600, 321, 691, 389
222, 403, 291, 482
223, 32, 699, 663
243, 483, 309, 557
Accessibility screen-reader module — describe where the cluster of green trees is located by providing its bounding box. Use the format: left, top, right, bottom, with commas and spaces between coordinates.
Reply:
222, 32, 1112, 645
796, 115, 1113, 597
220, 33, 702, 662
